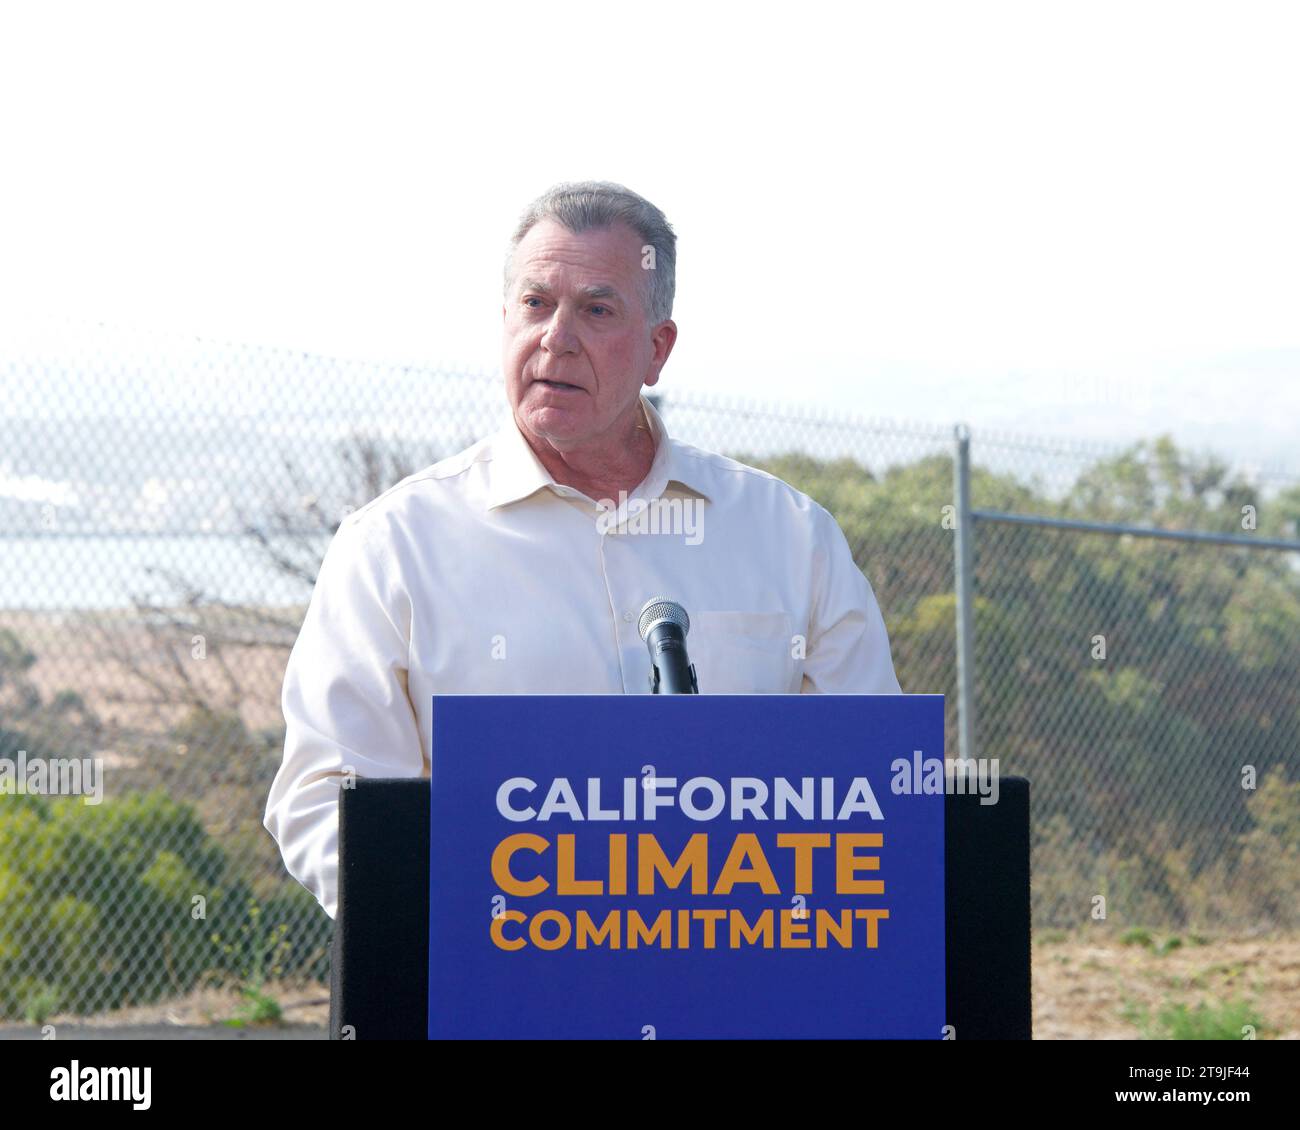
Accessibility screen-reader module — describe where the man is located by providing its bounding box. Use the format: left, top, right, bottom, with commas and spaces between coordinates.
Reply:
264, 181, 901, 919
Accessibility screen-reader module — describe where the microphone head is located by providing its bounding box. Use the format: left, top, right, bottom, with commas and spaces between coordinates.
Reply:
638, 597, 690, 641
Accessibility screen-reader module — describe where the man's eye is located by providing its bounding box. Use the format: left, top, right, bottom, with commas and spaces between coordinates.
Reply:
523, 297, 542, 308
590, 305, 609, 316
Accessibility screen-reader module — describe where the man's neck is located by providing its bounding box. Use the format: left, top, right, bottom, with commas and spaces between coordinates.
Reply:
520, 400, 657, 504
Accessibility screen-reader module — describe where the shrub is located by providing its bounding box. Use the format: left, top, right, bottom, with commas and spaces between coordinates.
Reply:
0, 789, 330, 1018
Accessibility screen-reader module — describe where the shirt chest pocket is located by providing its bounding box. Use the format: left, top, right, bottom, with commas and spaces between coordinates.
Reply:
688, 611, 796, 694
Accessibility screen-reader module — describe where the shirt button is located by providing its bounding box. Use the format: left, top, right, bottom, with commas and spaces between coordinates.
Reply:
623, 611, 634, 623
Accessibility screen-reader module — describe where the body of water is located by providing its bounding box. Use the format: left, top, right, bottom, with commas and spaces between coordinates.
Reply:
0, 533, 326, 611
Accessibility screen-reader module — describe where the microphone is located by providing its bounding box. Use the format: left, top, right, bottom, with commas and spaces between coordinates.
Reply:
638, 597, 699, 695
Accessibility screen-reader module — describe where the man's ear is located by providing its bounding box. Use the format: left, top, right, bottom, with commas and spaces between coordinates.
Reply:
647, 319, 678, 384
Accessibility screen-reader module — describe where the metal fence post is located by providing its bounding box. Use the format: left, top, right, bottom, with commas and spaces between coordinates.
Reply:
953, 423, 976, 762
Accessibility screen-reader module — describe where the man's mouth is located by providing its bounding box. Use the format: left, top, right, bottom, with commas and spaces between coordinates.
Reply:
535, 379, 583, 392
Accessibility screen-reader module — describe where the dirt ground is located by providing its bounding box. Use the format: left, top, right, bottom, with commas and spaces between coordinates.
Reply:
0, 933, 1294, 1039
0, 983, 330, 1039
1033, 932, 1300, 1039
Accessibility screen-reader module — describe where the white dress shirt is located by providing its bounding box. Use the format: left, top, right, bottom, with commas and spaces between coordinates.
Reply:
264, 395, 901, 918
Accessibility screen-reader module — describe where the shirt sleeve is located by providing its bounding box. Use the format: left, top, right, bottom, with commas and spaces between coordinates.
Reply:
800, 504, 903, 694
263, 510, 424, 919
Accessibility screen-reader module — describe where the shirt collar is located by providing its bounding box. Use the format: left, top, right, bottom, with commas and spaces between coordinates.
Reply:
486, 394, 712, 511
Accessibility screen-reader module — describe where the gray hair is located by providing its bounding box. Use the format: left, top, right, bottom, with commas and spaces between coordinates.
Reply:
504, 180, 677, 325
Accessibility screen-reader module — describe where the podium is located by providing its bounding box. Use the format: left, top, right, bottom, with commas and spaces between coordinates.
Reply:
329, 695, 1031, 1039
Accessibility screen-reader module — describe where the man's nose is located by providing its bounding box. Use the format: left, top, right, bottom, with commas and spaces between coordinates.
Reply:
540, 306, 580, 355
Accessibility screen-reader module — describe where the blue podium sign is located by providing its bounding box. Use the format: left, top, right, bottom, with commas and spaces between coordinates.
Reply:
428, 694, 946, 1039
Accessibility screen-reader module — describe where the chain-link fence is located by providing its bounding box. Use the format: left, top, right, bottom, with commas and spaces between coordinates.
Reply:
953, 433, 1300, 931
1, 326, 1297, 1018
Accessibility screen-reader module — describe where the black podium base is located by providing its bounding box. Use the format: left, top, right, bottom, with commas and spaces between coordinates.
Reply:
331, 778, 1031, 1039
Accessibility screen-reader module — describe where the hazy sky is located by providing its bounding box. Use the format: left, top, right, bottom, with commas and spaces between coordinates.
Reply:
2, 1, 1296, 475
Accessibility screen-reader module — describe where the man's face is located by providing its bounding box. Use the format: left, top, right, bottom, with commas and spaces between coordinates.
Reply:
503, 218, 676, 452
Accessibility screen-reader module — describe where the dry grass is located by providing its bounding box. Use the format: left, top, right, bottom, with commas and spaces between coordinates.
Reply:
1, 606, 296, 738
